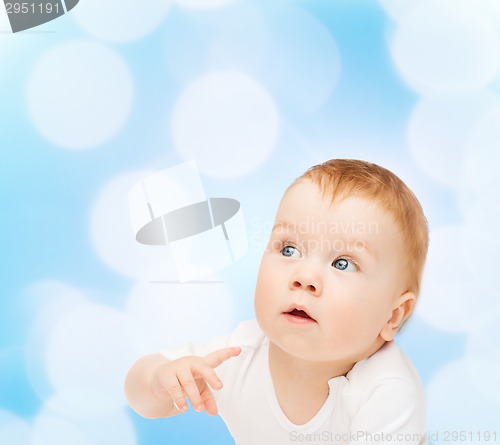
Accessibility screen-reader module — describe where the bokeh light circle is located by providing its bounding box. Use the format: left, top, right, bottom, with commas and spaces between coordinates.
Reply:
408, 92, 500, 188
458, 199, 500, 294
23, 281, 89, 400
262, 6, 341, 113
90, 170, 179, 281
164, 3, 269, 84
72, 0, 172, 43
0, 410, 32, 445
378, 0, 420, 22
33, 406, 136, 445
32, 414, 92, 445
207, 4, 269, 73
171, 71, 280, 179
126, 281, 237, 354
175, 0, 235, 11
415, 225, 495, 333
465, 307, 500, 404
27, 40, 133, 149
45, 389, 124, 420
426, 360, 500, 433
481, 0, 500, 28
45, 303, 137, 405
390, 0, 500, 94
463, 105, 500, 208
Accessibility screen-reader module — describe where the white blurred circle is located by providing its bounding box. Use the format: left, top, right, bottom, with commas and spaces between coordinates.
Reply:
464, 105, 500, 208
164, 3, 269, 83
207, 4, 269, 73
23, 281, 89, 400
461, 199, 500, 247
19, 280, 88, 319
426, 360, 500, 433
378, 0, 421, 21
408, 92, 500, 188
27, 40, 133, 149
32, 414, 92, 445
89, 170, 179, 280
45, 389, 122, 420
455, 181, 480, 217
126, 281, 236, 353
163, 13, 210, 83
175, 0, 235, 11
415, 225, 495, 333
480, 0, 500, 28
33, 407, 136, 445
263, 6, 341, 112
171, 71, 280, 179
45, 303, 136, 404
459, 199, 500, 293
465, 307, 500, 403
72, 0, 172, 42
390, 0, 500, 94
0, 410, 32, 445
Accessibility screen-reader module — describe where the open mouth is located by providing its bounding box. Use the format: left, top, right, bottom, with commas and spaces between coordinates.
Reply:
289, 308, 312, 319
283, 307, 316, 323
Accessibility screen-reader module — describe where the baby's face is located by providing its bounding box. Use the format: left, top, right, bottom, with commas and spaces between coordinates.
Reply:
254, 180, 407, 365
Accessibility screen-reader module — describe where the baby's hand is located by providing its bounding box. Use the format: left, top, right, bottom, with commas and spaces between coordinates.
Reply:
150, 347, 241, 416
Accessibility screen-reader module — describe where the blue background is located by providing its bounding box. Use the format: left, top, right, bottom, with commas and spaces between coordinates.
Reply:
1, 0, 500, 444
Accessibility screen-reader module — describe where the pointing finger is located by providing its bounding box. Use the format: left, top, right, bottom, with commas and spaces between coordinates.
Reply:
204, 347, 241, 369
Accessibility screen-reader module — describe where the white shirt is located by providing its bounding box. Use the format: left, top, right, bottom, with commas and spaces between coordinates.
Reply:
161, 319, 427, 445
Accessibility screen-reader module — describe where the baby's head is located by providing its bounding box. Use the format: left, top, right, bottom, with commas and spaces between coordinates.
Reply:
295, 159, 429, 298
254, 159, 428, 368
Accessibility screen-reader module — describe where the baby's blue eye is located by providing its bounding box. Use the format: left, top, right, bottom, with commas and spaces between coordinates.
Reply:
281, 245, 301, 258
333, 258, 357, 272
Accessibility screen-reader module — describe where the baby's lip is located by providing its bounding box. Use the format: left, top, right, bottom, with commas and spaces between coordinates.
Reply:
283, 304, 317, 322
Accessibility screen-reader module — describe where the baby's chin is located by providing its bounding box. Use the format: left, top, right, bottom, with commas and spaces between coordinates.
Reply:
271, 342, 359, 377
267, 331, 329, 361
268, 331, 375, 367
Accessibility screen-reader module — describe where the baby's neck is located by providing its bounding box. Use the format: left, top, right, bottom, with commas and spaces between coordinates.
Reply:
268, 342, 355, 384
268, 342, 355, 425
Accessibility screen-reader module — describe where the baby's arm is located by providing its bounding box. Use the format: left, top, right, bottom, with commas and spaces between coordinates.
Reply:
124, 347, 241, 419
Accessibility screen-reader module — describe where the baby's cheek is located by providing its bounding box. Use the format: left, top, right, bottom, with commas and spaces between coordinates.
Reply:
254, 286, 274, 323
327, 307, 372, 342
329, 300, 362, 325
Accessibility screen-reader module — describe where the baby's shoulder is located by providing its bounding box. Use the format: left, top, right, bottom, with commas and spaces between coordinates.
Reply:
338, 342, 426, 429
346, 341, 422, 391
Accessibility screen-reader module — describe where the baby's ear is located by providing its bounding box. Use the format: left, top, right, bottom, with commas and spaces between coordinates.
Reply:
380, 292, 416, 341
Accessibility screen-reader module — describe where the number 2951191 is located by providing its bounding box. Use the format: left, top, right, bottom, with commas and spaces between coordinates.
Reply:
5, 2, 60, 14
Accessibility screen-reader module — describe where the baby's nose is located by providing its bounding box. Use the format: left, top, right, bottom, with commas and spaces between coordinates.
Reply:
290, 280, 318, 294
289, 268, 322, 295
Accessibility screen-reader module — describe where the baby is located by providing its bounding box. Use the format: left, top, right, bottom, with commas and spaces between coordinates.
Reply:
125, 159, 429, 445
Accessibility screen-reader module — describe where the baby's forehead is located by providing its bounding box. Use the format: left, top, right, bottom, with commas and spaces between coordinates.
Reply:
282, 179, 364, 205
279, 183, 389, 220
275, 186, 402, 243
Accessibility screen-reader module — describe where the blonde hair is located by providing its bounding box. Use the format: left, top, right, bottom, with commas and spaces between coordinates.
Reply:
292, 159, 429, 297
